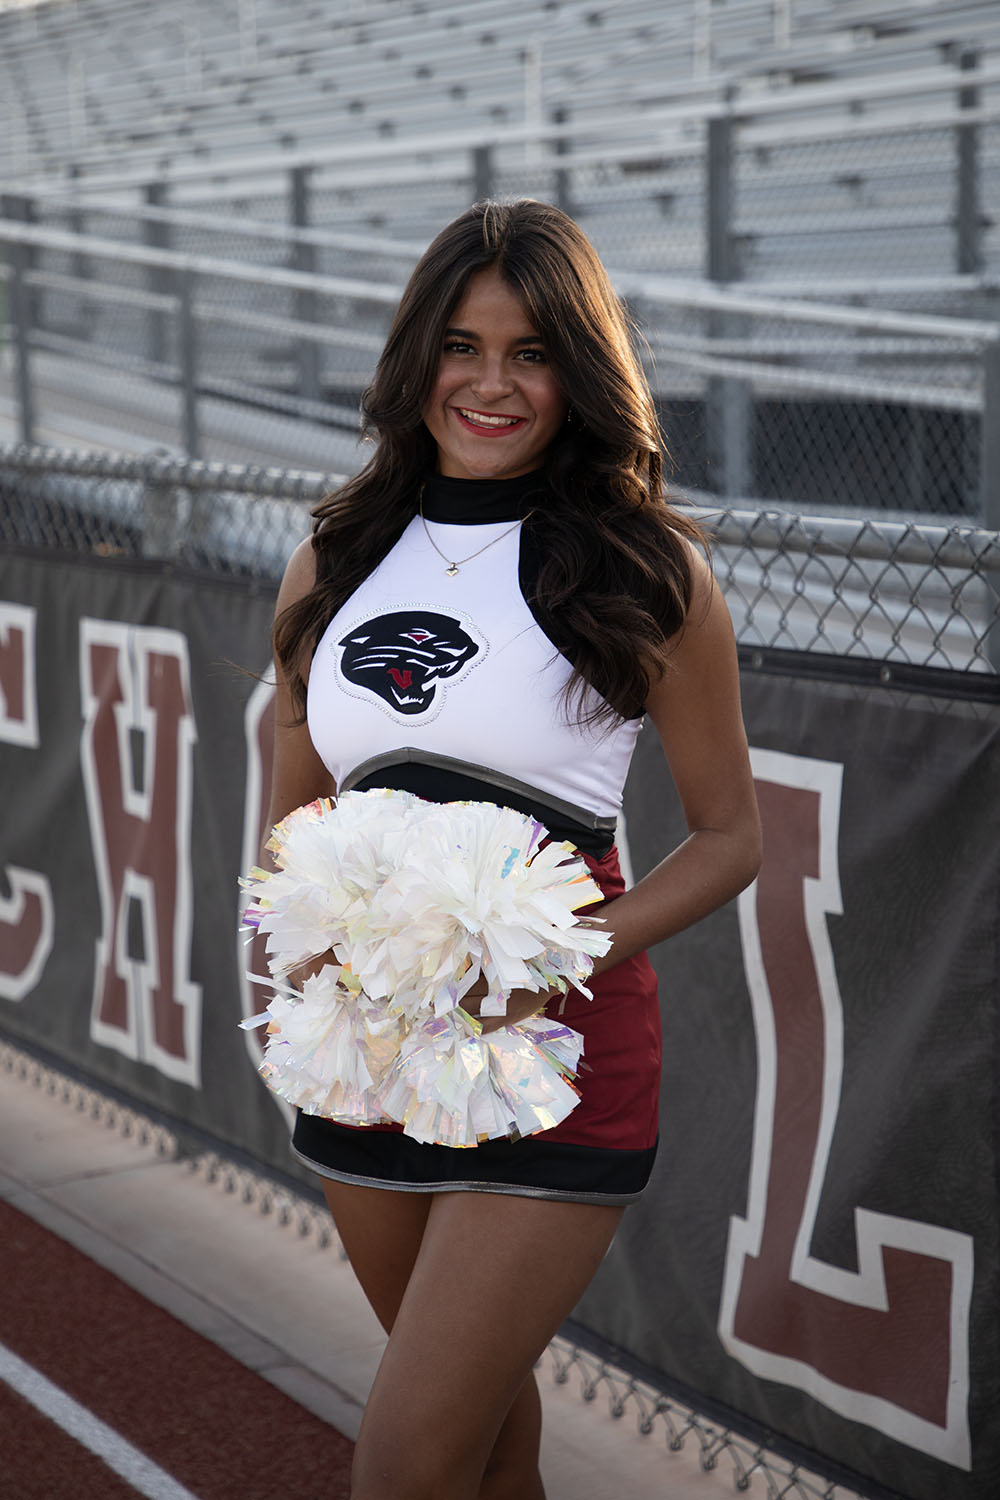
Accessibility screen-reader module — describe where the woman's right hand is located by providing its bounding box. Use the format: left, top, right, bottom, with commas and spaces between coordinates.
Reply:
287, 948, 338, 991
459, 974, 556, 1034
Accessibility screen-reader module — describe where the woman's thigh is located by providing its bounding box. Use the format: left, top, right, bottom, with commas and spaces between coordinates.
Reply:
322, 1178, 432, 1333
352, 1191, 624, 1500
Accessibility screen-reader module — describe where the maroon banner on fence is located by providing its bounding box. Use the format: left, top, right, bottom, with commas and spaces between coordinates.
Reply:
581, 668, 999, 1500
1, 549, 997, 1500
0, 549, 292, 1172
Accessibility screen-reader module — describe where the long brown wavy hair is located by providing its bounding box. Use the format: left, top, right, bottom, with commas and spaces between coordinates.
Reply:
275, 198, 704, 724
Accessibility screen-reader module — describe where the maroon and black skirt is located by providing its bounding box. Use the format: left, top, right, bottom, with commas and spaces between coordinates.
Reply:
290, 763, 661, 1205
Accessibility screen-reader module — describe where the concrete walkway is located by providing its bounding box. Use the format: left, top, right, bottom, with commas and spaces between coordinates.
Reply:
0, 1046, 846, 1500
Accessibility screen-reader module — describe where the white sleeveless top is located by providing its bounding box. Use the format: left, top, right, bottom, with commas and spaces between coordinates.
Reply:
306, 500, 643, 823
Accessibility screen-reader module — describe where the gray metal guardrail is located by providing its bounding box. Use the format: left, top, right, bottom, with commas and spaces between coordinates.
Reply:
2, 216, 998, 519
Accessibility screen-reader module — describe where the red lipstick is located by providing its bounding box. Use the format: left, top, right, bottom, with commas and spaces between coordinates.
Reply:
452, 407, 527, 435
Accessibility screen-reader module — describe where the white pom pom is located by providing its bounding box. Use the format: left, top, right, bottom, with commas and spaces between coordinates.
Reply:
255, 969, 402, 1125
241, 792, 420, 977
373, 1010, 586, 1147
239, 790, 611, 1144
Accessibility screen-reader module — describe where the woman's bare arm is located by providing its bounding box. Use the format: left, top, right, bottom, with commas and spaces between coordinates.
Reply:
265, 537, 338, 835
473, 548, 760, 1030
588, 545, 761, 977
261, 538, 338, 987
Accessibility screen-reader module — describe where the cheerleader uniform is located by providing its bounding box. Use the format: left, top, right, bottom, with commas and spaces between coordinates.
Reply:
292, 469, 661, 1205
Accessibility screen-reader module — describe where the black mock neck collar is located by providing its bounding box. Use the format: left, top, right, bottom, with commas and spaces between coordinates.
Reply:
420, 469, 548, 525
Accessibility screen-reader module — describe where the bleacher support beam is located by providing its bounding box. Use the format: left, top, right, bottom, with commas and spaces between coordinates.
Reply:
472, 145, 495, 204
552, 106, 574, 219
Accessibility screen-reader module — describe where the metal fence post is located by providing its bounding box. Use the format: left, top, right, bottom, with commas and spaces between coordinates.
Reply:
552, 106, 573, 217
955, 48, 981, 276
177, 267, 201, 459
472, 145, 494, 202
3, 192, 40, 330
981, 339, 1000, 531
982, 339, 1000, 672
140, 478, 183, 559
2, 193, 36, 444
706, 114, 734, 286
144, 180, 171, 366
7, 240, 36, 445
705, 109, 751, 501
67, 163, 92, 335
290, 163, 320, 404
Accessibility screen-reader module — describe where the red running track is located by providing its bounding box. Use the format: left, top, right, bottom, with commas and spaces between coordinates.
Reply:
0, 1199, 354, 1499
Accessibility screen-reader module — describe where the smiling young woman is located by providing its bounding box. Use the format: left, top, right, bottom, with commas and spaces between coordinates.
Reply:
420, 268, 568, 481
264, 199, 761, 1500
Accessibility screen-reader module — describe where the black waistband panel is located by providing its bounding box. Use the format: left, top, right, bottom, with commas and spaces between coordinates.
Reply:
342, 751, 616, 857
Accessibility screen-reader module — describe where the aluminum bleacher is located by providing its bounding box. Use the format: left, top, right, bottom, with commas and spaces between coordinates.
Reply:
3, 1, 997, 182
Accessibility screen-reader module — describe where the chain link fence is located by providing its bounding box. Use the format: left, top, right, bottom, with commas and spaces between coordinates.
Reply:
0, 446, 325, 575
710, 507, 1000, 676
3, 445, 995, 1500
731, 121, 962, 288
2, 443, 997, 676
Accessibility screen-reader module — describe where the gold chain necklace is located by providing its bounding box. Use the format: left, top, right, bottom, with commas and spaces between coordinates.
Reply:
418, 491, 532, 578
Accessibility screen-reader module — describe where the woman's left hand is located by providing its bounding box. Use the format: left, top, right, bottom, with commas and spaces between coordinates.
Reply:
459, 975, 557, 1034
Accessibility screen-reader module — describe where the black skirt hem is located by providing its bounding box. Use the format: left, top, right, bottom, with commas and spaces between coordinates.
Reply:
292, 1147, 647, 1205
291, 1115, 657, 1206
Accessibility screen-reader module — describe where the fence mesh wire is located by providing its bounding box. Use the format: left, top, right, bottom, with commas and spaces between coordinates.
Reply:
733, 124, 961, 284
1, 446, 997, 675
2, 444, 993, 1500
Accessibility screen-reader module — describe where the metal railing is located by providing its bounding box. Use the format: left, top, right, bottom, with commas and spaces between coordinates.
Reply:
11, 94, 1000, 295
2, 214, 999, 518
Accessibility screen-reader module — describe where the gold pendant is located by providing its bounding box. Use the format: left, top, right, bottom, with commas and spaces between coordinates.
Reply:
446, 563, 459, 577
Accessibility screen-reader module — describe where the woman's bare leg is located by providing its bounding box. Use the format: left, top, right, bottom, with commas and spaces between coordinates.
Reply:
322, 1181, 559, 1499
322, 1179, 431, 1331
345, 1190, 624, 1500
477, 1372, 544, 1500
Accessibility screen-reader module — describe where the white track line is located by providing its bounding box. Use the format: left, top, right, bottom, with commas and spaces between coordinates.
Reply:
0, 1341, 201, 1500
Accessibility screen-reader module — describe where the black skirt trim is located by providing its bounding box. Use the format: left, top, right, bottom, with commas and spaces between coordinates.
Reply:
291, 1114, 657, 1206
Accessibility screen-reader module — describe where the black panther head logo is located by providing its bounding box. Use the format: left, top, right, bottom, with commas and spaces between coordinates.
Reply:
338, 610, 480, 716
